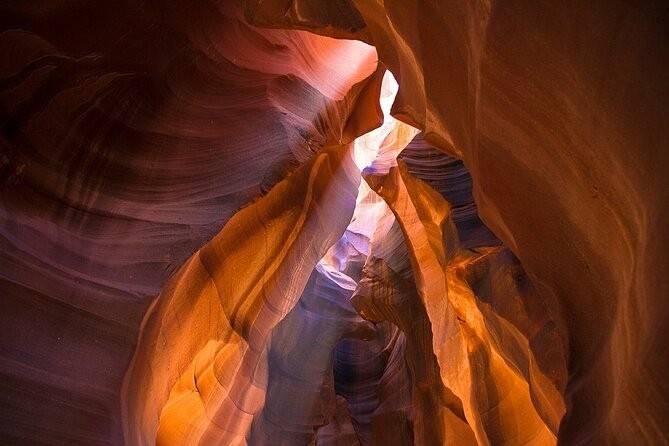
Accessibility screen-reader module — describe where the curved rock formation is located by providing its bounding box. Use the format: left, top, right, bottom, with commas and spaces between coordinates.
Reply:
1, 0, 667, 445
0, 1, 377, 443
123, 143, 361, 445
247, 1, 669, 444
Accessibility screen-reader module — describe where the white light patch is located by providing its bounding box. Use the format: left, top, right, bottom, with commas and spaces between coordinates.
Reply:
352, 70, 420, 173
318, 70, 419, 290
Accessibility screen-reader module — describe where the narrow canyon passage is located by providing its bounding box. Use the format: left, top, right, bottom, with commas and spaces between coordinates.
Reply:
122, 70, 565, 445
1, 1, 667, 445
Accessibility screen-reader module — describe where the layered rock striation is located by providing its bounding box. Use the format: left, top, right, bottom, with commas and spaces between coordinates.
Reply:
1, 0, 667, 445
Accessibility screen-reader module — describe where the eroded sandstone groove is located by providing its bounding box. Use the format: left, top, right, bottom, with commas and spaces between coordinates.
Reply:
1, 0, 667, 445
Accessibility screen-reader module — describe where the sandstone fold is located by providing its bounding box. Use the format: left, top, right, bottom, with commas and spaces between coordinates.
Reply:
363, 163, 565, 445
2, 0, 666, 444
122, 144, 361, 445
248, 1, 669, 443
0, 1, 378, 443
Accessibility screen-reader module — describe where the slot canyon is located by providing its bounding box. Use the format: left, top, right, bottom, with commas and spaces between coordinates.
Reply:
0, 1, 667, 445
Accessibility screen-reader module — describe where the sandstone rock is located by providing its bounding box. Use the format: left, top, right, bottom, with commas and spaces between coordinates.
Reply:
1, 1, 667, 445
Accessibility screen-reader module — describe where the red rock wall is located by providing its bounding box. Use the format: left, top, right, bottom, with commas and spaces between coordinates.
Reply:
247, 0, 669, 443
1, 0, 667, 445
0, 1, 376, 443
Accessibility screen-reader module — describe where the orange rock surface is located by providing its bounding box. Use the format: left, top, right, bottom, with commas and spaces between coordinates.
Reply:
1, 1, 667, 445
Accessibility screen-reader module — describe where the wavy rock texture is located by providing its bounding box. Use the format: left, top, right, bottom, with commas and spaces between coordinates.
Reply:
1, 0, 667, 445
246, 1, 669, 444
122, 61, 560, 442
0, 1, 377, 444
364, 163, 564, 445
123, 144, 361, 445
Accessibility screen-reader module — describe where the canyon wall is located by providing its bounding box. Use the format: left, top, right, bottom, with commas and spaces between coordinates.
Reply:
0, 1, 377, 443
246, 1, 669, 443
1, 0, 667, 445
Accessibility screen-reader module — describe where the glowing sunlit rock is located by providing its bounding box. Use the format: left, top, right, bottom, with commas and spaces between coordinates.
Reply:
1, 1, 666, 445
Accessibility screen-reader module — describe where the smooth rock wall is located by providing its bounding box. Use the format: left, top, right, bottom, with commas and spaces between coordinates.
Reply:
247, 1, 669, 443
0, 1, 376, 443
